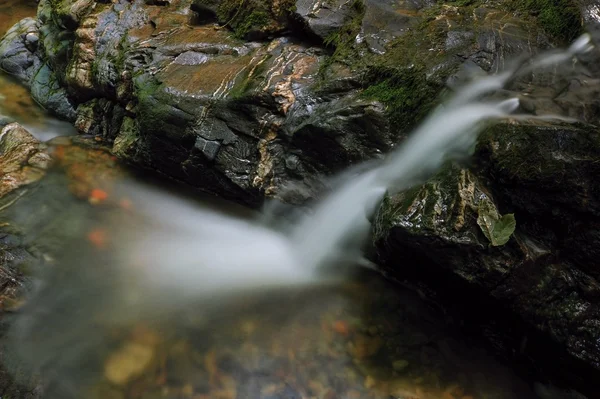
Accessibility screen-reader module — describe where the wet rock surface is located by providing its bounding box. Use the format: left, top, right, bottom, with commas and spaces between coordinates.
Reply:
373, 122, 600, 397
1, 0, 590, 205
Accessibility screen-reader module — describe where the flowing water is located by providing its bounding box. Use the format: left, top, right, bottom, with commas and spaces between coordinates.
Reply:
0, 2, 592, 399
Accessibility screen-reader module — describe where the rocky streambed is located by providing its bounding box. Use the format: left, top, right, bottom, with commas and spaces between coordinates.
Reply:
1, 0, 600, 398
0, 101, 544, 398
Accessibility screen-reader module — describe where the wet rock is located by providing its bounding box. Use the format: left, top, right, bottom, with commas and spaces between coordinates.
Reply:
192, 0, 296, 40
1, 0, 576, 206
104, 341, 156, 386
373, 163, 528, 290
296, 0, 361, 40
0, 123, 51, 197
0, 18, 40, 85
373, 159, 600, 396
359, 0, 423, 54
31, 63, 77, 121
0, 12, 77, 120
477, 122, 600, 218
476, 122, 600, 274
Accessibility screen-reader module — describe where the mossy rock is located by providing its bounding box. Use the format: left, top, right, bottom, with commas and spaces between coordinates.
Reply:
361, 65, 443, 132
476, 122, 600, 216
373, 162, 523, 291
506, 0, 583, 44
192, 0, 297, 39
373, 163, 509, 246
48, 0, 95, 31
300, 0, 366, 41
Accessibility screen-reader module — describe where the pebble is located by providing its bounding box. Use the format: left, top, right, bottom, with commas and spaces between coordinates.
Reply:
104, 341, 155, 386
393, 359, 410, 372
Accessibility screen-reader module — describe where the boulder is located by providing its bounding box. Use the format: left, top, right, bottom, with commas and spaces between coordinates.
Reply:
0, 123, 51, 197
373, 120, 600, 396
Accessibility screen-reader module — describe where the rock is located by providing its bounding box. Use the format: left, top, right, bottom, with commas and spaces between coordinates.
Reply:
31, 63, 77, 121
373, 160, 600, 396
0, 123, 51, 398
476, 122, 600, 276
0, 123, 51, 197
392, 359, 409, 372
359, 0, 424, 54
373, 163, 529, 291
104, 341, 155, 386
191, 0, 296, 40
0, 12, 76, 121
296, 0, 362, 40
2, 0, 578, 206
0, 18, 40, 85
477, 122, 600, 217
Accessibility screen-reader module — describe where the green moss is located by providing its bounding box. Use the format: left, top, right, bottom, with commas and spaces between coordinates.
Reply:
362, 65, 442, 131
228, 54, 272, 99
322, 0, 366, 66
232, 10, 270, 39
48, 0, 78, 30
113, 35, 130, 75
133, 75, 165, 130
448, 0, 478, 6
197, 0, 296, 39
507, 0, 582, 43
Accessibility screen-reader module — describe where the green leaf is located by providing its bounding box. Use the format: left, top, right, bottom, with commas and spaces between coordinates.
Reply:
477, 198, 516, 246
490, 213, 516, 246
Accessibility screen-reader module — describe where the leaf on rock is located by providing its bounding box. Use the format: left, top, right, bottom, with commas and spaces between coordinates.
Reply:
477, 198, 516, 246
491, 213, 516, 246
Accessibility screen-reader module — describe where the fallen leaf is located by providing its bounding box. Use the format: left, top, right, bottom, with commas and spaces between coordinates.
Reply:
477, 197, 516, 246
89, 188, 109, 204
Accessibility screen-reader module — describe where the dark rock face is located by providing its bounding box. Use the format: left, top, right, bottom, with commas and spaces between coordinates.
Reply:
296, 0, 360, 40
373, 123, 600, 397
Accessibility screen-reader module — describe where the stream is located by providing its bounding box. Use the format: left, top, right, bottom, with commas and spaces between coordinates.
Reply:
0, 2, 567, 399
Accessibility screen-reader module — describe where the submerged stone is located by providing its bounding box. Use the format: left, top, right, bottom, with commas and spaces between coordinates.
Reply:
0, 123, 50, 197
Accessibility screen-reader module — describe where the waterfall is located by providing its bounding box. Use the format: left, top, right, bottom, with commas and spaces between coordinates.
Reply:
292, 34, 592, 270
3, 34, 594, 396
